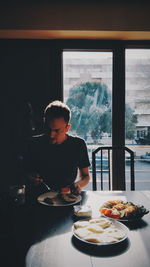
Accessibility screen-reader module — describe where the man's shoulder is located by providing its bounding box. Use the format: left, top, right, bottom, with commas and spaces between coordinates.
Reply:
68, 135, 86, 145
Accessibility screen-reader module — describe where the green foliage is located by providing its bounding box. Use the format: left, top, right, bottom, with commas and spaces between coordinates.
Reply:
66, 82, 111, 141
66, 81, 137, 142
125, 105, 138, 139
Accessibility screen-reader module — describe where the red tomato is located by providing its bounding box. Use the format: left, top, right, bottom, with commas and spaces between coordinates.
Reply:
110, 209, 121, 219
100, 208, 112, 217
110, 213, 120, 219
104, 209, 112, 217
100, 208, 108, 214
60, 187, 70, 193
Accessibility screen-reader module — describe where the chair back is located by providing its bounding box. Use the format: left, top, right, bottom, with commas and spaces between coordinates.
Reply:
92, 146, 135, 191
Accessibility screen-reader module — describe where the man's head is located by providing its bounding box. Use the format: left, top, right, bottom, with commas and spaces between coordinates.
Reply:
44, 100, 71, 144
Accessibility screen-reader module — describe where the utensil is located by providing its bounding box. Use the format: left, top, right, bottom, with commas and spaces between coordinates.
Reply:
40, 182, 51, 191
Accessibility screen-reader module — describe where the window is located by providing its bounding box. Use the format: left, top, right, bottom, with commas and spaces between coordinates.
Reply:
61, 42, 150, 190
63, 51, 112, 188
125, 49, 150, 190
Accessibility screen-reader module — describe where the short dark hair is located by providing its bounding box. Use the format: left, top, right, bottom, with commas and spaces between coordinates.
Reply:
44, 100, 71, 124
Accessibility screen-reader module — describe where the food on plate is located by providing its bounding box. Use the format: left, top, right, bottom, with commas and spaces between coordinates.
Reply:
74, 205, 92, 218
89, 218, 112, 228
37, 190, 81, 206
86, 224, 104, 233
106, 200, 123, 206
113, 203, 126, 211
74, 220, 90, 229
84, 233, 117, 244
60, 187, 71, 194
59, 193, 79, 203
106, 228, 126, 240
124, 205, 138, 217
59, 187, 78, 202
43, 197, 54, 205
84, 234, 104, 243
73, 218, 127, 244
74, 228, 91, 239
100, 200, 149, 220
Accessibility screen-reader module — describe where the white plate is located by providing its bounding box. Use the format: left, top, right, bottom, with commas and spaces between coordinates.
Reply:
73, 218, 129, 246
100, 201, 149, 222
37, 191, 82, 207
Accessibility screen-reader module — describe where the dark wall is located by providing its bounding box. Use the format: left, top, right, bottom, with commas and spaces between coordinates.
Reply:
0, 1, 150, 32
0, 39, 62, 190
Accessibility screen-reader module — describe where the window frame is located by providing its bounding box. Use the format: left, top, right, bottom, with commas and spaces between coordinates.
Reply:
57, 39, 150, 189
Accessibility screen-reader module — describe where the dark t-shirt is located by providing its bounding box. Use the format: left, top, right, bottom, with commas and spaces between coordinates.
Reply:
25, 134, 90, 190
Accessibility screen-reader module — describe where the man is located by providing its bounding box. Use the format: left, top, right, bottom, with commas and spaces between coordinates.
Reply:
26, 100, 90, 194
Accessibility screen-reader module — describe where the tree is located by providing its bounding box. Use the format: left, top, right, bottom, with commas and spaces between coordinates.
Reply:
66, 81, 137, 142
66, 81, 111, 141
125, 105, 138, 139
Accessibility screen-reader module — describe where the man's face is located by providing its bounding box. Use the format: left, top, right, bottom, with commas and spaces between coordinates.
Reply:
46, 117, 70, 144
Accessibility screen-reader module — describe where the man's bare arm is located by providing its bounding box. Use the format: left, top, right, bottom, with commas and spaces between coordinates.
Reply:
72, 167, 90, 194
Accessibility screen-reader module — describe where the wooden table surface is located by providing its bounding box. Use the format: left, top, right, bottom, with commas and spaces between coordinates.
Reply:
1, 190, 150, 267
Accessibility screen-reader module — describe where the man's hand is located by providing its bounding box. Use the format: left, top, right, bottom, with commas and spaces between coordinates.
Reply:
69, 167, 90, 194
70, 182, 81, 195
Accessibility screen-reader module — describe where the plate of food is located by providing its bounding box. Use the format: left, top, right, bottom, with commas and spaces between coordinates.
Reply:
37, 191, 82, 207
99, 200, 149, 221
72, 217, 128, 246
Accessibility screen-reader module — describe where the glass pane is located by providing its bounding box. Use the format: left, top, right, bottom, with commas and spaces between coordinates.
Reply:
63, 51, 112, 189
125, 49, 150, 190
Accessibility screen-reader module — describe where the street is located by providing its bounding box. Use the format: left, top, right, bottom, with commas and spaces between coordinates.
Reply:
85, 159, 150, 191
